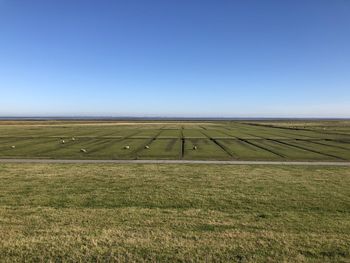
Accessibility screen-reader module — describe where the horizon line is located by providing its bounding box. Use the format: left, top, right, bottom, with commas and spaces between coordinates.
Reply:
0, 116, 349, 121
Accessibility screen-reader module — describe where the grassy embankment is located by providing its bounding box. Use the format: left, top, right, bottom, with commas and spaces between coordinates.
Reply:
0, 163, 349, 262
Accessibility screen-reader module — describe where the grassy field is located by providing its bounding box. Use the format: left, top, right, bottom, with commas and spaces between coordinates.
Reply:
0, 120, 350, 161
0, 163, 349, 262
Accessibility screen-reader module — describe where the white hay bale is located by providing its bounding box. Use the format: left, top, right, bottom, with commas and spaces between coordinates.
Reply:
80, 148, 87, 153
72, 137, 76, 141
124, 145, 130, 149
193, 145, 197, 150
145, 145, 150, 149
61, 140, 65, 144
11, 145, 16, 149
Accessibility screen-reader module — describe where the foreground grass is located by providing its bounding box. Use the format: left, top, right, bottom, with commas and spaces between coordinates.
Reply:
0, 164, 349, 262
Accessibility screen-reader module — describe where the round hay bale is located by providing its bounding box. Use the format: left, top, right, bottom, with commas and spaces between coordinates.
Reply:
80, 148, 87, 153
124, 145, 130, 149
145, 145, 150, 149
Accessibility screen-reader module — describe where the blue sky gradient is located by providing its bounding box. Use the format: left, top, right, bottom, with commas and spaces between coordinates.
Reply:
0, 0, 349, 117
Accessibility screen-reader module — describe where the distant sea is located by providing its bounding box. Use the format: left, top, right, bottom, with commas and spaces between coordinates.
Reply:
0, 116, 349, 121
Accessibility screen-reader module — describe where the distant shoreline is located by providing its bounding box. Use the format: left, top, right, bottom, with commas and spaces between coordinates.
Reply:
0, 116, 349, 121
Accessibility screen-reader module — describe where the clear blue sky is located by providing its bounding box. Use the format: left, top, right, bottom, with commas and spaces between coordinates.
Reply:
0, 0, 349, 117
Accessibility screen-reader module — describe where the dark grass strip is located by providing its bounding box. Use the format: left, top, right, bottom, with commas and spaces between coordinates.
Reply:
37, 138, 114, 156
239, 139, 285, 158
180, 128, 185, 159
332, 140, 350, 144
210, 139, 234, 158
242, 122, 350, 138
300, 140, 350, 151
200, 131, 233, 158
215, 130, 239, 138
241, 127, 316, 140
181, 139, 185, 159
246, 132, 344, 160
267, 139, 345, 160
134, 131, 163, 159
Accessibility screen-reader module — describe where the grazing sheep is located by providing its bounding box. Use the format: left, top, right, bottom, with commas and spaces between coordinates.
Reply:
11, 145, 16, 149
193, 145, 197, 150
72, 137, 76, 141
80, 148, 87, 153
124, 145, 130, 149
145, 145, 150, 149
61, 140, 65, 144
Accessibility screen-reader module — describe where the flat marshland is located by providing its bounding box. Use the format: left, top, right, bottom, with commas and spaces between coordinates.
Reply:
0, 163, 349, 262
0, 120, 350, 161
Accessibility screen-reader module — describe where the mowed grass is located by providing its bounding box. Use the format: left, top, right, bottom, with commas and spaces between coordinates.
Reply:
0, 163, 350, 262
137, 139, 181, 159
0, 120, 350, 160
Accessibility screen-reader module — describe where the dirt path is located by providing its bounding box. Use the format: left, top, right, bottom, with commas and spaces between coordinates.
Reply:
0, 159, 350, 166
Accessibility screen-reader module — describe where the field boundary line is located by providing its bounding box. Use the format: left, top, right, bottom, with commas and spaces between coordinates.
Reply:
134, 130, 163, 159
239, 139, 285, 158
242, 122, 350, 137
200, 130, 234, 158
268, 139, 345, 160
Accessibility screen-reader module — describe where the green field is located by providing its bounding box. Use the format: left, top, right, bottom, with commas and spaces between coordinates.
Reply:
0, 120, 350, 161
0, 163, 349, 262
